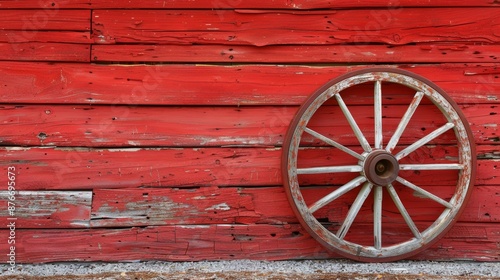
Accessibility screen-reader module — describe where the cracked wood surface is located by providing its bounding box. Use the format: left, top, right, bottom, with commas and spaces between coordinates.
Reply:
0, 104, 497, 147
92, 9, 500, 46
0, 63, 498, 105
1, 223, 500, 263
0, 146, 498, 190
0, 3, 499, 263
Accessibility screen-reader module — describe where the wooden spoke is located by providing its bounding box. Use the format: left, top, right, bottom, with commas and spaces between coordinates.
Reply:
308, 176, 366, 214
283, 69, 475, 262
304, 127, 364, 160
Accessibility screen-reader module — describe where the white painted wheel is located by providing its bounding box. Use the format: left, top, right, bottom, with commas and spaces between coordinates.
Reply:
282, 68, 476, 262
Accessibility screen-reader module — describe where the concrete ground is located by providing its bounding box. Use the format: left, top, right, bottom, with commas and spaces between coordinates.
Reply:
1, 260, 500, 279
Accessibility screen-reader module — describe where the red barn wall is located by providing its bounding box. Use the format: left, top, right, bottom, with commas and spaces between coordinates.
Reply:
0, 0, 499, 262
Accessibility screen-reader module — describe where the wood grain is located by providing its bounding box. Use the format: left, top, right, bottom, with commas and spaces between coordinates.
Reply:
0, 43, 90, 62
0, 63, 498, 105
0, 146, 497, 190
92, 44, 500, 64
0, 222, 499, 263
1, 10, 90, 31
87, 0, 499, 9
0, 191, 91, 228
0, 104, 495, 147
92, 9, 500, 46
89, 185, 500, 228
0, 0, 91, 8
0, 3, 498, 263
1, 0, 497, 9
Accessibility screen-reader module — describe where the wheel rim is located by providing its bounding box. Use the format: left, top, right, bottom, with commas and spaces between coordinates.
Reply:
282, 68, 476, 262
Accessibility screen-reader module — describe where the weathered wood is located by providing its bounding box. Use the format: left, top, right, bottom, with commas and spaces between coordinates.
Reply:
1, 0, 497, 9
0, 2, 498, 264
0, 63, 498, 105
92, 44, 500, 64
0, 191, 91, 228
0, 9, 90, 60
90, 186, 288, 227
1, 10, 90, 31
0, 43, 90, 62
87, 0, 500, 9
0, 147, 281, 190
0, 222, 499, 263
0, 104, 495, 147
0, 224, 327, 263
1, 178, 494, 230
0, 146, 497, 190
92, 9, 500, 46
0, 31, 92, 44
89, 184, 500, 228
0, 0, 91, 8
0, 105, 292, 147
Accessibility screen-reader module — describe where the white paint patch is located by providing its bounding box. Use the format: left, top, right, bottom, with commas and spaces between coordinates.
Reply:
127, 141, 141, 146
205, 203, 230, 211
107, 148, 142, 152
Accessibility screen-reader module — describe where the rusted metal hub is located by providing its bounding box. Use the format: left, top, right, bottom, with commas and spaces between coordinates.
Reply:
363, 150, 399, 186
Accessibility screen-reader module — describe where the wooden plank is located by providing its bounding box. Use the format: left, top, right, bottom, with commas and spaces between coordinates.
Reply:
0, 146, 497, 191
92, 44, 500, 64
89, 184, 500, 228
0, 62, 498, 105
88, 0, 499, 9
0, 43, 90, 62
0, 0, 91, 8
1, 0, 496, 9
0, 224, 328, 262
1, 10, 90, 31
0, 147, 282, 190
0, 191, 91, 228
90, 186, 292, 227
0, 9, 91, 61
0, 104, 495, 147
2, 0, 495, 9
0, 222, 499, 263
92, 9, 500, 46
0, 31, 92, 44
0, 105, 291, 147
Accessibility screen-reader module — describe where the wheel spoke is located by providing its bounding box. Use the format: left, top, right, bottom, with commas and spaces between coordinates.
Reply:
373, 185, 383, 249
297, 165, 362, 174
399, 164, 463, 170
395, 122, 455, 161
387, 184, 422, 239
374, 81, 383, 149
283, 69, 475, 262
386, 91, 424, 153
337, 182, 373, 239
396, 176, 453, 208
308, 176, 367, 214
335, 94, 372, 152
304, 127, 364, 160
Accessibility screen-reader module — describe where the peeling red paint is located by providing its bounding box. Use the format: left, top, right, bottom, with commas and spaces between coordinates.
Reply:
0, 2, 498, 263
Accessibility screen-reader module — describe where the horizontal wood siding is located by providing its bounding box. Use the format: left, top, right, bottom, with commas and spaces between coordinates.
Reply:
91, 44, 500, 64
0, 9, 90, 62
0, 191, 91, 228
92, 9, 500, 46
0, 63, 498, 105
1, 0, 498, 9
0, 223, 499, 262
0, 2, 498, 263
1, 146, 499, 190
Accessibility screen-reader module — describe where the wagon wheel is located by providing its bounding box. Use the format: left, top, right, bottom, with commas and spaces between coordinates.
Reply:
282, 68, 476, 262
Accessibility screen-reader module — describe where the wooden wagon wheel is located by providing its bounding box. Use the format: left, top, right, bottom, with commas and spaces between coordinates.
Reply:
282, 68, 476, 262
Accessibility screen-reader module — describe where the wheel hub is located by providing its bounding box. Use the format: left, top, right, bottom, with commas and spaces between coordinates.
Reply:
363, 150, 399, 186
